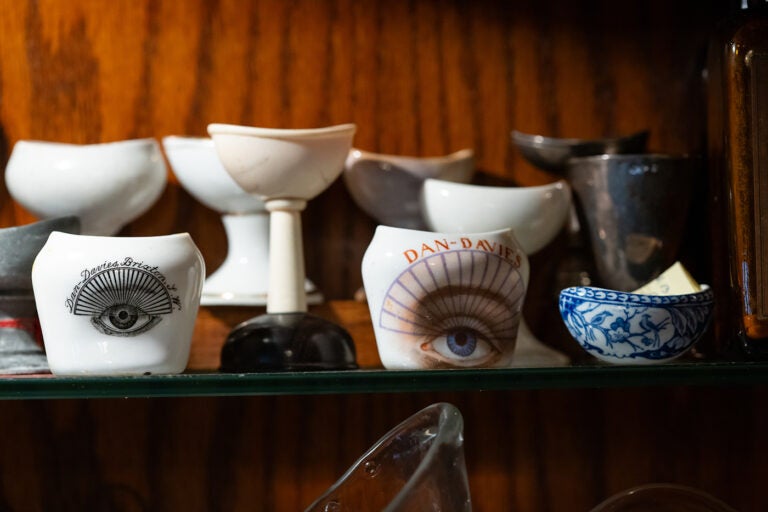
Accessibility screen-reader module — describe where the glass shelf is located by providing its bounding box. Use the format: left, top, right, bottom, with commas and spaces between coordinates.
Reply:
2, 360, 768, 400
3, 301, 763, 400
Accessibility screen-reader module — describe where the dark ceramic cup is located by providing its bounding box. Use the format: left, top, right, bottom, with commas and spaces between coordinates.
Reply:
566, 154, 697, 292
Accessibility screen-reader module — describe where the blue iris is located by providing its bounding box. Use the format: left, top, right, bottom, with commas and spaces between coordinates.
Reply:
447, 330, 477, 357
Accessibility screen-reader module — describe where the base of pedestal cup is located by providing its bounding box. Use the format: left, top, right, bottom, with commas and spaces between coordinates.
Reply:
509, 320, 570, 367
201, 273, 324, 307
201, 290, 324, 307
219, 312, 358, 372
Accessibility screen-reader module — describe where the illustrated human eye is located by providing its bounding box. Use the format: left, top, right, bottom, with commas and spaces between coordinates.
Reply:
72, 267, 174, 337
379, 250, 525, 368
92, 303, 160, 336
424, 326, 496, 365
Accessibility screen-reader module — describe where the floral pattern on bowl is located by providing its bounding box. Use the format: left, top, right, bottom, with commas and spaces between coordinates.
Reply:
558, 286, 714, 364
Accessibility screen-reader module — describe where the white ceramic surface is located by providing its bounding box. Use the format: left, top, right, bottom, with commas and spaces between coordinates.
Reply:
208, 123, 355, 314
420, 178, 572, 366
421, 179, 571, 254
32, 232, 205, 375
162, 136, 266, 214
343, 148, 475, 229
362, 225, 529, 369
5, 139, 167, 236
207, 123, 357, 200
162, 136, 321, 306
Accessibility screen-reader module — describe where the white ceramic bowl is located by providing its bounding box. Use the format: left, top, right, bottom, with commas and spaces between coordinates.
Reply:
162, 136, 265, 214
362, 225, 529, 369
207, 123, 357, 200
420, 178, 571, 254
5, 139, 167, 235
344, 148, 474, 229
32, 232, 205, 375
558, 285, 714, 364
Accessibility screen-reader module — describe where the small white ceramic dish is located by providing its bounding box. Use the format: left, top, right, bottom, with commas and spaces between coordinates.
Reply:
558, 285, 714, 364
344, 148, 474, 229
32, 232, 205, 375
5, 139, 167, 235
420, 178, 572, 366
162, 136, 321, 306
362, 225, 529, 369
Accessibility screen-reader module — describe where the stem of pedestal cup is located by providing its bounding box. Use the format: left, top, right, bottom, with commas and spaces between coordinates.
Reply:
265, 198, 308, 314
220, 212, 270, 269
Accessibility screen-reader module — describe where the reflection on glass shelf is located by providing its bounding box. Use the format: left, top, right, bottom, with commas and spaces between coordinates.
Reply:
0, 360, 767, 400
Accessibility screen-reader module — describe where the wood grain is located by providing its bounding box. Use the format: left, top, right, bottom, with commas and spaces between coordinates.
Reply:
0, 0, 749, 511
0, 0, 719, 299
0, 388, 761, 512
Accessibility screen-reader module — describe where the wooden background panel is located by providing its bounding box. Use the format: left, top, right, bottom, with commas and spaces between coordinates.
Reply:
0, 388, 761, 512
0, 0, 723, 300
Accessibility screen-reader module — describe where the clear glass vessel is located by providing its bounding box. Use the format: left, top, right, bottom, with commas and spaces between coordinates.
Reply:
304, 402, 472, 512
590, 483, 736, 512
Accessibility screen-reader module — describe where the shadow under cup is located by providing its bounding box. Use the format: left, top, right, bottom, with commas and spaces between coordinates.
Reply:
566, 154, 697, 292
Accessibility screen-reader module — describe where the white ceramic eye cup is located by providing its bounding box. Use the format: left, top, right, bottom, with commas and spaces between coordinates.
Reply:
362, 226, 530, 370
161, 135, 323, 307
420, 178, 572, 367
31, 232, 205, 376
5, 138, 167, 236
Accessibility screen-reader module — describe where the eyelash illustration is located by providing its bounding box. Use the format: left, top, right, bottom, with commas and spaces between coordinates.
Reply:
379, 249, 525, 367
72, 267, 174, 337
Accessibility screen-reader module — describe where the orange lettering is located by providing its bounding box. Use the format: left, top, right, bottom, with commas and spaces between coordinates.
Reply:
404, 249, 418, 263
460, 238, 472, 249
434, 239, 449, 251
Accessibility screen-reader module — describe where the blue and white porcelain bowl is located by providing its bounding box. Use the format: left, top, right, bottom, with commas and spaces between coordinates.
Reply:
558, 286, 714, 364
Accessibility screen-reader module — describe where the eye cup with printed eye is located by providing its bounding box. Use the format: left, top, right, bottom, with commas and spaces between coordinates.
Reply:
379, 250, 526, 368
72, 267, 174, 337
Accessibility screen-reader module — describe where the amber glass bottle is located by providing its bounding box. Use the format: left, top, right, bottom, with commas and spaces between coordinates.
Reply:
708, 0, 768, 357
